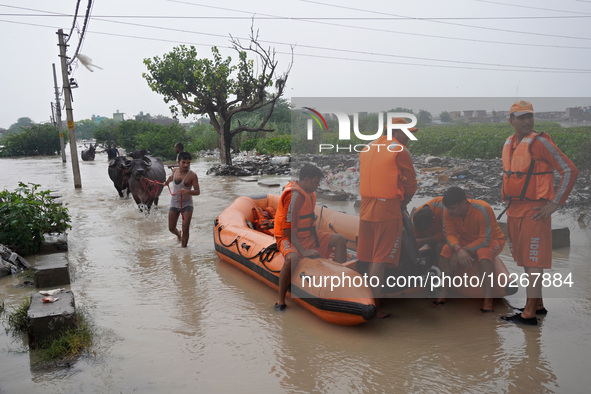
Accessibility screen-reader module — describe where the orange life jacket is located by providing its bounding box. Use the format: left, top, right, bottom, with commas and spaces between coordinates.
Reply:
502, 131, 554, 202
274, 181, 318, 244
251, 206, 275, 236
359, 135, 405, 200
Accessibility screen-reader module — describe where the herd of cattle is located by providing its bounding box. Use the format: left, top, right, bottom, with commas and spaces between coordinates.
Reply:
106, 149, 167, 212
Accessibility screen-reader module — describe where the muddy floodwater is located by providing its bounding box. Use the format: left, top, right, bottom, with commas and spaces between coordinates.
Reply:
1, 149, 590, 393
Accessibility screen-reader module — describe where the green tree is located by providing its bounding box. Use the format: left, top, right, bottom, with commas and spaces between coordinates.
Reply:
231, 97, 292, 150
143, 29, 292, 165
6, 117, 34, 135
117, 120, 162, 151
93, 119, 120, 146
439, 111, 452, 123
418, 109, 432, 124
187, 122, 219, 151
75, 119, 98, 140
134, 123, 189, 160
0, 124, 63, 157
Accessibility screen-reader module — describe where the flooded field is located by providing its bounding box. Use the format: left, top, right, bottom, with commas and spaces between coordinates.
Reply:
1, 149, 590, 393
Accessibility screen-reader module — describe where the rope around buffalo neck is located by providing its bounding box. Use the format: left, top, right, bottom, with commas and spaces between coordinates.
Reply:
141, 178, 185, 222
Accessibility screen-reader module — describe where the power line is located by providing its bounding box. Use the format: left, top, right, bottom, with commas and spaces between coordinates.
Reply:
2, 17, 590, 74
73, 17, 591, 71
3, 12, 591, 21
68, 0, 94, 65
3, 2, 591, 49
474, 0, 591, 15
298, 0, 591, 41
64, 0, 81, 44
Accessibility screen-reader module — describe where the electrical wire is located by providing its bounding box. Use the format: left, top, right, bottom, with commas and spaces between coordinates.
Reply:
2, 2, 591, 48
3, 13, 591, 21
1, 17, 591, 74
64, 0, 81, 44
474, 0, 591, 15
298, 0, 591, 41
1, 2, 591, 74
68, 0, 94, 66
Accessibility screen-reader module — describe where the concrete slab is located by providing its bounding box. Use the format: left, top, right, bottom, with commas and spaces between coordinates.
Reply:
27, 290, 77, 348
498, 221, 571, 249
40, 233, 68, 253
34, 254, 70, 288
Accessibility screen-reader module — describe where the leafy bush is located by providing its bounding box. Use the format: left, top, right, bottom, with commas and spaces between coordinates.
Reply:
134, 123, 189, 160
0, 124, 65, 157
255, 135, 291, 154
0, 182, 71, 255
187, 123, 219, 152
240, 138, 259, 151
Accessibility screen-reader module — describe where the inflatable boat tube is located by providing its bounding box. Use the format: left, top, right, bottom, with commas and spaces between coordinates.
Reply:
213, 194, 376, 326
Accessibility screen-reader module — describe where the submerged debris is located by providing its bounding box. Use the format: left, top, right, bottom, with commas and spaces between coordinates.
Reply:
205, 152, 590, 213
0, 244, 31, 277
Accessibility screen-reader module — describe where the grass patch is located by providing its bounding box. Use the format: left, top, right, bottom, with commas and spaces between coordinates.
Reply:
6, 296, 31, 332
37, 309, 94, 362
16, 268, 34, 280
4, 298, 94, 362
0, 299, 5, 315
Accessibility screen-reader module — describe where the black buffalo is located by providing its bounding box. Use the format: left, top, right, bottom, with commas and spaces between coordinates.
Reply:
128, 149, 149, 159
81, 144, 96, 161
108, 156, 131, 198
125, 155, 166, 212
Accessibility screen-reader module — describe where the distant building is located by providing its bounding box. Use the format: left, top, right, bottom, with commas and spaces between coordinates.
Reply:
449, 111, 462, 121
134, 111, 151, 122
91, 114, 107, 123
566, 107, 591, 122
133, 111, 177, 126
462, 110, 491, 123
113, 110, 125, 122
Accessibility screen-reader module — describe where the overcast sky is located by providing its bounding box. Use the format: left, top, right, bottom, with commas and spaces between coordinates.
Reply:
1, 0, 591, 129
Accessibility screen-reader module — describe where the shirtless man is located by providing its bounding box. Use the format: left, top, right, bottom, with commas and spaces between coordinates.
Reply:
164, 151, 200, 247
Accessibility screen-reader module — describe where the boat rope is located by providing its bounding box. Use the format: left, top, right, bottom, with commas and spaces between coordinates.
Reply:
216, 224, 281, 273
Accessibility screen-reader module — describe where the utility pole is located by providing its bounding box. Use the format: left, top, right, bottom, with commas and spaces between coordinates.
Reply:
57, 28, 82, 188
52, 63, 67, 163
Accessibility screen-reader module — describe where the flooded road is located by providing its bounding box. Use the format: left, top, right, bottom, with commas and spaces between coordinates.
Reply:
1, 149, 590, 393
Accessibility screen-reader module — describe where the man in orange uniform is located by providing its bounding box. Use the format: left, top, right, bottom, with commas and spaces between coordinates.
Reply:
358, 118, 418, 318
501, 100, 578, 326
435, 187, 506, 312
412, 196, 445, 252
274, 163, 347, 311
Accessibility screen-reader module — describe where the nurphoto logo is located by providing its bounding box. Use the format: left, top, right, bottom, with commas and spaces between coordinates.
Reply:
303, 108, 418, 153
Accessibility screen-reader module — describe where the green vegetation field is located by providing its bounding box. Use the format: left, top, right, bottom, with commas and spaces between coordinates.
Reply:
409, 122, 591, 168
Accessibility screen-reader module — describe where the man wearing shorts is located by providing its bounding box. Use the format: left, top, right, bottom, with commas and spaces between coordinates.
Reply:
435, 187, 506, 313
357, 118, 418, 318
164, 151, 200, 247
501, 100, 578, 325
274, 164, 347, 311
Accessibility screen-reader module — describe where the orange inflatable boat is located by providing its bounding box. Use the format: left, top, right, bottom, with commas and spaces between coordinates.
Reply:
213, 194, 377, 326
214, 194, 516, 325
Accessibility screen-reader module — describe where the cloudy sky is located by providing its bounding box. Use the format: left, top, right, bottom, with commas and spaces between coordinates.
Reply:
1, 0, 591, 129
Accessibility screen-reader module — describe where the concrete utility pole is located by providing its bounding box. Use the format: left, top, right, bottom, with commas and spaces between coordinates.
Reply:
57, 29, 82, 188
52, 63, 67, 163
